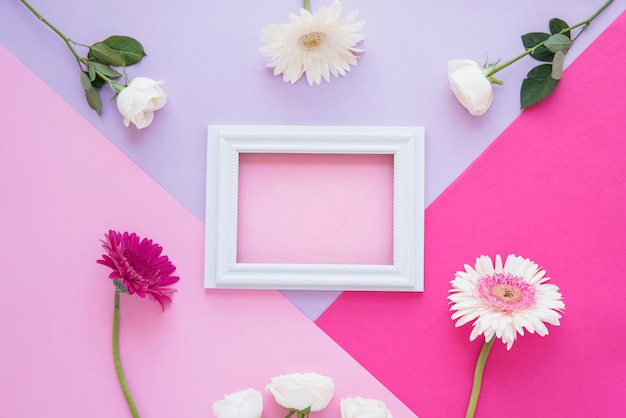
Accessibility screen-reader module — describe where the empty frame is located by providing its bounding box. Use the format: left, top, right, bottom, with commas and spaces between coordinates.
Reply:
205, 125, 425, 291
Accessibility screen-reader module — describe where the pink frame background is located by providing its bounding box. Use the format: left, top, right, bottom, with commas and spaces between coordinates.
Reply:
236, 152, 395, 265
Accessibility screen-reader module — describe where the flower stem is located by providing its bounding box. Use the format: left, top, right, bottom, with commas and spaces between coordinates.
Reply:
113, 291, 140, 418
19, 0, 117, 87
484, 0, 613, 77
19, 0, 82, 64
465, 337, 494, 418
303, 0, 310, 11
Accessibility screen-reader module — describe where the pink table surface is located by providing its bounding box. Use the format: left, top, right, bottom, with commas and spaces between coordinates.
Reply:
317, 10, 626, 418
0, 45, 417, 417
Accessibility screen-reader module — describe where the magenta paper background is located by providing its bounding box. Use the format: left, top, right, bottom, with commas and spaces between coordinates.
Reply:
1, 0, 626, 417
317, 12, 626, 417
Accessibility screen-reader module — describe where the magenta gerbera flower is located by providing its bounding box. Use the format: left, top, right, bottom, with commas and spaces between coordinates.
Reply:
97, 230, 179, 310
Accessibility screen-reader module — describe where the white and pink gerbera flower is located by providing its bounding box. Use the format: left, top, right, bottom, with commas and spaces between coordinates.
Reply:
448, 254, 565, 350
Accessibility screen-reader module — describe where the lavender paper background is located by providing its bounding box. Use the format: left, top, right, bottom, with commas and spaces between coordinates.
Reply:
1, 0, 622, 319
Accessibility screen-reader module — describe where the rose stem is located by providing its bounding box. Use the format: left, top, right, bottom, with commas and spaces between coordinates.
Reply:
484, 0, 613, 77
19, 0, 82, 64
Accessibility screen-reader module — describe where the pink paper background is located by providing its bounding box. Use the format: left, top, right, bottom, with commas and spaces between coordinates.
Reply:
0, 45, 417, 417
237, 153, 394, 264
317, 11, 626, 418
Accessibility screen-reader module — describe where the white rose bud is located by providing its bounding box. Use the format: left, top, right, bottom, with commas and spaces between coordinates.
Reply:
266, 372, 335, 412
341, 396, 393, 418
212, 388, 263, 418
448, 59, 493, 116
116, 77, 167, 129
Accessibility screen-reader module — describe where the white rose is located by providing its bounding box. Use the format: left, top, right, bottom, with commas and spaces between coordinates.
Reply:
340, 396, 393, 418
448, 59, 493, 116
116, 77, 167, 129
212, 388, 263, 418
266, 372, 335, 412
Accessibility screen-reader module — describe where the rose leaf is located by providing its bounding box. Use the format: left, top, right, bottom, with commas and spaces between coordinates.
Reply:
545, 34, 573, 54
549, 18, 571, 38
551, 50, 565, 80
103, 35, 147, 66
89, 42, 126, 67
520, 64, 560, 108
80, 72, 92, 91
521, 32, 554, 62
89, 61, 122, 79
85, 87, 102, 115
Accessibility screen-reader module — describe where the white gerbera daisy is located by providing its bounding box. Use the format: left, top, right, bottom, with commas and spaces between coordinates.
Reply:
259, 0, 365, 85
448, 254, 565, 350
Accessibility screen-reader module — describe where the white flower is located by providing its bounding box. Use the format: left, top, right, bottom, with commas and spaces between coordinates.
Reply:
341, 396, 392, 418
448, 254, 565, 350
266, 372, 335, 412
448, 59, 493, 116
259, 0, 365, 85
212, 388, 263, 418
116, 77, 167, 129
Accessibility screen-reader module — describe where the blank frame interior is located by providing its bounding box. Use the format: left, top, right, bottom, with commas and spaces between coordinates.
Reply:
237, 152, 395, 265
204, 125, 425, 291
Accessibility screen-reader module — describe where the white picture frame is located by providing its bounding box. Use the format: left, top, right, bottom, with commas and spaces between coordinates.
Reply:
204, 125, 425, 291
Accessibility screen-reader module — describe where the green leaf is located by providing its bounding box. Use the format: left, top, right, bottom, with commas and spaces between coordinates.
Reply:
551, 50, 565, 80
80, 72, 92, 91
85, 87, 103, 115
88, 63, 96, 81
520, 64, 560, 108
91, 75, 106, 89
86, 63, 106, 87
521, 32, 554, 62
109, 81, 126, 93
89, 42, 126, 67
487, 76, 504, 86
102, 35, 146, 66
544, 33, 573, 54
549, 18, 570, 37
89, 61, 122, 79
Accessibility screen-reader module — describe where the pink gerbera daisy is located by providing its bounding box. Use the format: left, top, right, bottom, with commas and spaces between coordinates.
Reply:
448, 254, 564, 350
97, 230, 179, 310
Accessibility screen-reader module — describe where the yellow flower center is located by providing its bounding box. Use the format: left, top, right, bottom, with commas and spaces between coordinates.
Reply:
299, 31, 326, 50
490, 284, 522, 303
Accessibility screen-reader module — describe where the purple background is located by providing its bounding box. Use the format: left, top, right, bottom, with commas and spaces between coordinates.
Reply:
1, 0, 622, 318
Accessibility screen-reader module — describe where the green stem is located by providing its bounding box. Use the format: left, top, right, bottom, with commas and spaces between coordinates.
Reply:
583, 0, 614, 25
113, 291, 140, 418
303, 0, 310, 11
19, 0, 119, 88
465, 338, 494, 418
19, 0, 82, 63
485, 0, 613, 77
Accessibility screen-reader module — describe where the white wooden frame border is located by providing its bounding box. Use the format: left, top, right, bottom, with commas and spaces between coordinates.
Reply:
204, 125, 425, 291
